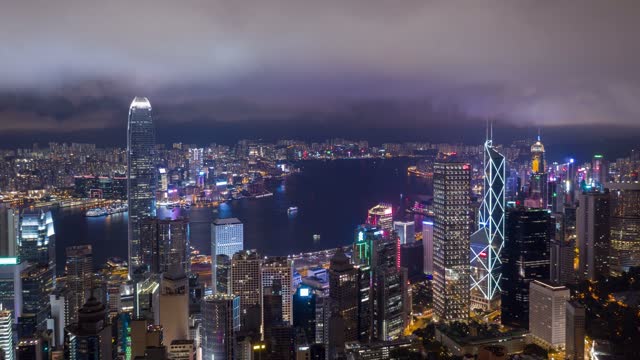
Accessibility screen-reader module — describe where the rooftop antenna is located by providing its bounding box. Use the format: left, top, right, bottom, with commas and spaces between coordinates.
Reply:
490, 119, 494, 142
537, 127, 541, 142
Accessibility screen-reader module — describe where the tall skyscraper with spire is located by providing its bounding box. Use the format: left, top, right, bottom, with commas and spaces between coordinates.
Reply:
527, 131, 548, 208
471, 124, 505, 310
127, 97, 156, 274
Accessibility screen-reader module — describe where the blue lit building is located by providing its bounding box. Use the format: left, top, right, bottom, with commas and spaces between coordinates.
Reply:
293, 285, 316, 344
212, 218, 243, 292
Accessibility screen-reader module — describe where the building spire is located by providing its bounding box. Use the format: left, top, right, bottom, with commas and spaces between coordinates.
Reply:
537, 127, 541, 142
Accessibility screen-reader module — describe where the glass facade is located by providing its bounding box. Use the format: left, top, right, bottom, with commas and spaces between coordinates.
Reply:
127, 97, 156, 271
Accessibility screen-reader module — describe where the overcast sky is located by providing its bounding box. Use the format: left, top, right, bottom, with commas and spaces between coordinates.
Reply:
1, 0, 640, 141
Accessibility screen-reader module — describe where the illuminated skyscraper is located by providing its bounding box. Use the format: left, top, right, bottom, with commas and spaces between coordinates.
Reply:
527, 135, 548, 208
229, 250, 262, 332
529, 280, 569, 350
433, 159, 471, 322
65, 245, 93, 325
607, 182, 640, 274
140, 218, 190, 274
501, 207, 552, 329
422, 220, 434, 275
212, 218, 243, 293
0, 307, 13, 360
591, 154, 608, 186
127, 96, 157, 273
366, 204, 393, 234
576, 189, 610, 281
328, 249, 358, 352
470, 132, 505, 310
64, 296, 112, 360
531, 135, 546, 175
202, 294, 240, 360
393, 221, 414, 245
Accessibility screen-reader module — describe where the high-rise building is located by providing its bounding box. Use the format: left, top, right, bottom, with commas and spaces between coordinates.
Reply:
328, 249, 358, 352
470, 133, 505, 310
50, 290, 71, 347
576, 189, 610, 280
201, 294, 240, 360
531, 135, 546, 175
374, 268, 405, 341
65, 245, 93, 325
127, 96, 157, 273
292, 285, 316, 345
501, 208, 552, 329
528, 280, 569, 350
393, 221, 415, 245
422, 220, 434, 276
21, 264, 54, 331
433, 159, 471, 322
261, 257, 294, 324
0, 307, 13, 360
565, 301, 586, 360
16, 338, 43, 360
230, 250, 262, 332
140, 218, 190, 274
158, 266, 189, 349
212, 218, 243, 293
591, 154, 608, 186
18, 210, 55, 272
0, 206, 18, 260
366, 204, 393, 234
528, 135, 548, 208
607, 182, 640, 274
64, 296, 112, 360
0, 261, 26, 322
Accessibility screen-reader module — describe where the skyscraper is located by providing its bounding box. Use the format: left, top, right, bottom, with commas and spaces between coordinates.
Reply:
433, 159, 471, 322
0, 307, 13, 360
607, 182, 640, 274
140, 218, 190, 274
328, 249, 358, 351
528, 280, 569, 350
576, 189, 610, 280
528, 135, 548, 208
565, 301, 586, 360
229, 250, 262, 332
293, 285, 316, 345
201, 294, 240, 360
501, 207, 552, 329
261, 257, 294, 324
212, 218, 243, 293
18, 210, 55, 273
65, 245, 93, 325
366, 204, 393, 234
127, 96, 157, 273
158, 266, 189, 349
422, 220, 434, 276
64, 296, 113, 360
393, 220, 415, 245
470, 132, 505, 310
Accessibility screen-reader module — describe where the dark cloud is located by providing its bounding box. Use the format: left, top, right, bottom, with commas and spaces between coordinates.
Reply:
1, 0, 640, 131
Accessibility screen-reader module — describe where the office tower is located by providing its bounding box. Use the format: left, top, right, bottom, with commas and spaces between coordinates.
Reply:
167, 340, 195, 360
0, 261, 26, 321
134, 274, 160, 322
374, 268, 405, 340
470, 132, 505, 310
140, 218, 190, 274
565, 301, 586, 360
501, 207, 552, 329
64, 296, 112, 360
422, 220, 434, 275
127, 96, 157, 273
18, 210, 55, 272
263, 280, 284, 336
211, 218, 243, 293
528, 135, 548, 208
21, 264, 54, 331
433, 159, 471, 322
0, 206, 18, 259
158, 266, 189, 349
591, 154, 608, 186
261, 257, 294, 324
400, 241, 423, 280
49, 290, 71, 347
0, 307, 12, 360
65, 245, 93, 325
16, 338, 43, 360
230, 250, 262, 332
201, 294, 240, 360
130, 319, 163, 359
215, 254, 231, 295
353, 224, 384, 267
293, 285, 316, 345
528, 280, 569, 350
550, 238, 576, 286
576, 189, 610, 280
328, 249, 358, 349
607, 182, 640, 273
266, 325, 294, 360
393, 221, 415, 245
366, 204, 393, 234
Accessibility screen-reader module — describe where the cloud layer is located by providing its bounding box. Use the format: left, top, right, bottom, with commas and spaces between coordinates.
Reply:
1, 0, 640, 131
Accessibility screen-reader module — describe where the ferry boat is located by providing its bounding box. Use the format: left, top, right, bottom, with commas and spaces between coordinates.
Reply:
287, 206, 298, 215
85, 208, 107, 217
